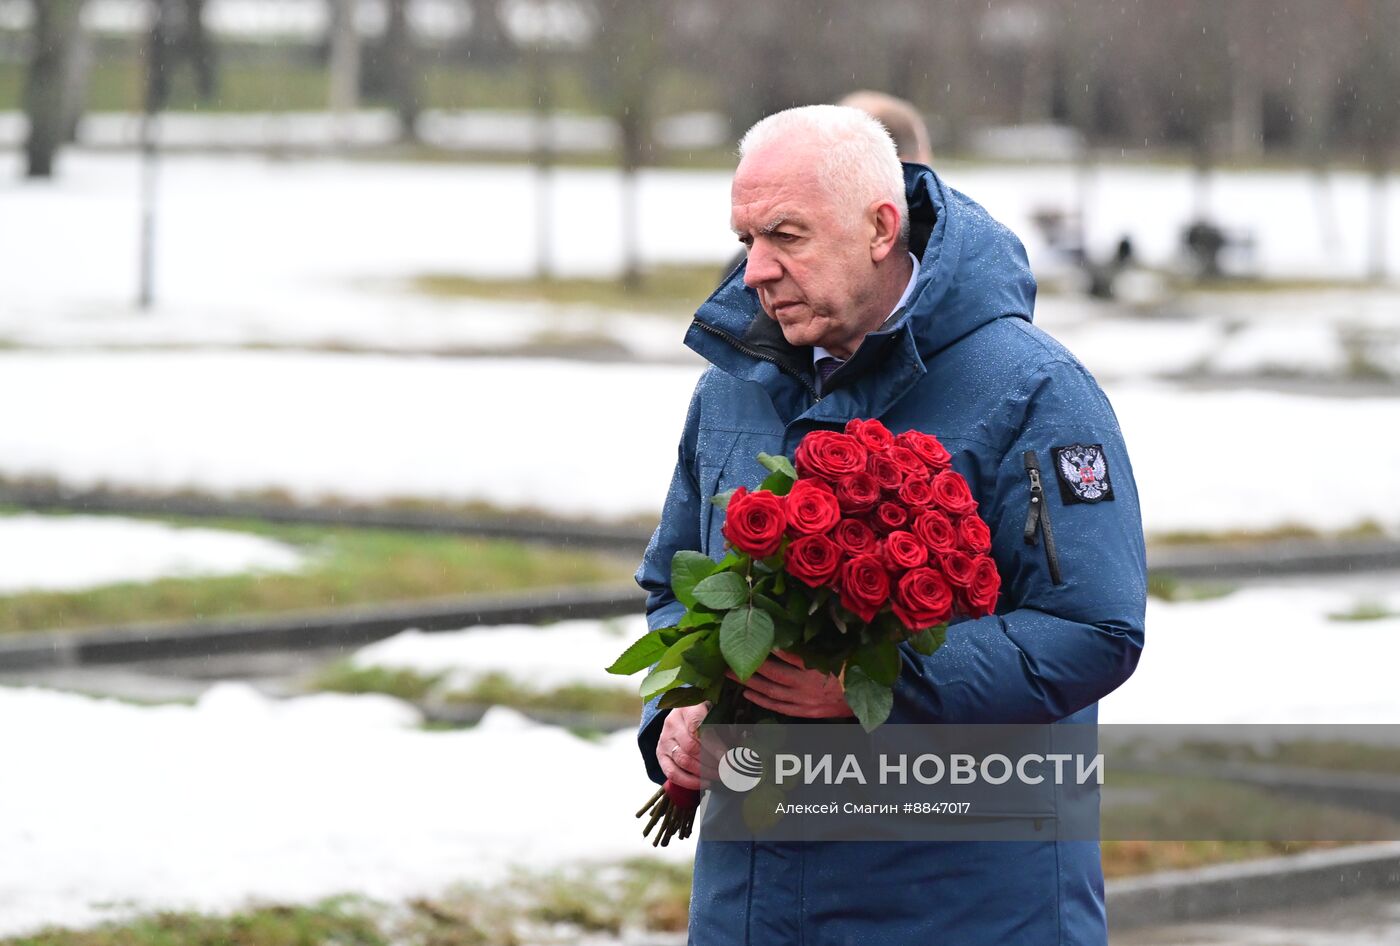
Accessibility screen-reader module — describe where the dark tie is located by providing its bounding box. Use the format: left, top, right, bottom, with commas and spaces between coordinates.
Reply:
816, 356, 845, 392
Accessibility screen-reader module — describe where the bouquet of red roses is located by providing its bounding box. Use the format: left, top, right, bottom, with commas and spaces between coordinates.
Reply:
607, 418, 1000, 845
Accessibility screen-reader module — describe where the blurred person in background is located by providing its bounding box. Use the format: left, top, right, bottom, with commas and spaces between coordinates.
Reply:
837, 89, 934, 166
637, 104, 1145, 945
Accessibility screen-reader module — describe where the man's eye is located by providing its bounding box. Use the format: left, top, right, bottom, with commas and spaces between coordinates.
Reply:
774, 232, 798, 243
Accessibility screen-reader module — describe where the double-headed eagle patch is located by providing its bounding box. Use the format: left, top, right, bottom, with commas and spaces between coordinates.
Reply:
1052, 443, 1114, 504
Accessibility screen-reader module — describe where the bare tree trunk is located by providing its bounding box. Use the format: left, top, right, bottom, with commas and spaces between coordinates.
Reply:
23, 0, 85, 178
529, 40, 553, 281
327, 0, 360, 146
384, 0, 420, 142
618, 110, 646, 290
60, 15, 93, 144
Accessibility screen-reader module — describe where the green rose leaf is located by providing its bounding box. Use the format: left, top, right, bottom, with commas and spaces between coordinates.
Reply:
656, 631, 706, 671
640, 665, 683, 702
678, 609, 719, 630
672, 550, 719, 609
720, 607, 775, 681
757, 452, 799, 480
682, 634, 726, 681
843, 664, 894, 732
710, 488, 737, 510
658, 687, 709, 710
854, 639, 903, 687
605, 628, 671, 676
694, 571, 750, 610
752, 592, 787, 620
758, 469, 796, 496
909, 624, 948, 656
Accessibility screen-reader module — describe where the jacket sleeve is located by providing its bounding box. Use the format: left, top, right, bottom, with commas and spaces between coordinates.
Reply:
633, 374, 707, 784
890, 359, 1147, 723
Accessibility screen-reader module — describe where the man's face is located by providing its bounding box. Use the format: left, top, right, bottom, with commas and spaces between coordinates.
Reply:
730, 143, 882, 353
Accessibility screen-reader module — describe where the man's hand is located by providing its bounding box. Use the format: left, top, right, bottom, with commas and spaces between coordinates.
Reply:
657, 702, 710, 790
728, 649, 855, 719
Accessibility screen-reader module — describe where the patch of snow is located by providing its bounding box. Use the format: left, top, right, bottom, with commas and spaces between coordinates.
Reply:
1102, 584, 1400, 724
0, 351, 1395, 535
3, 580, 1398, 933
1207, 322, 1350, 376
0, 681, 687, 937
350, 616, 643, 691
0, 513, 305, 593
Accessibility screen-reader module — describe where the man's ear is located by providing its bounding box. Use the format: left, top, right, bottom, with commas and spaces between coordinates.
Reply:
869, 200, 901, 263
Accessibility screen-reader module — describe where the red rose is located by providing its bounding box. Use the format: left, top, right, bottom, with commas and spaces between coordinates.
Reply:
882, 530, 928, 571
832, 518, 880, 556
795, 431, 868, 481
844, 418, 895, 453
912, 509, 958, 554
886, 445, 926, 479
939, 549, 976, 588
958, 515, 992, 554
967, 554, 1001, 617
898, 476, 935, 509
866, 452, 904, 491
874, 502, 909, 533
892, 567, 954, 631
835, 472, 881, 514
784, 479, 842, 536
786, 534, 843, 588
931, 469, 978, 517
895, 430, 952, 471
722, 486, 786, 558
839, 554, 890, 623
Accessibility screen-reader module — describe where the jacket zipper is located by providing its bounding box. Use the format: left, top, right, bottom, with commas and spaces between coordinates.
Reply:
693, 319, 822, 400
1022, 450, 1064, 585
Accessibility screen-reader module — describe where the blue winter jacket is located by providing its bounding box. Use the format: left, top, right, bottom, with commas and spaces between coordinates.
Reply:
634, 164, 1147, 945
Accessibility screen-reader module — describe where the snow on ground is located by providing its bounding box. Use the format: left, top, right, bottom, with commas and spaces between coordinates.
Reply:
0, 351, 1396, 535
0, 512, 305, 593
2, 152, 1399, 380
1100, 581, 1400, 725
347, 583, 1400, 727
351, 616, 642, 692
0, 686, 689, 937
3, 578, 1396, 935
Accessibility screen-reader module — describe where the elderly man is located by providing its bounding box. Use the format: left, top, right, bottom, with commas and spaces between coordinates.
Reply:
634, 105, 1145, 945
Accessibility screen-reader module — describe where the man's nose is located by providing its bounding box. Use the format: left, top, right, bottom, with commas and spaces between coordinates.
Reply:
743, 243, 781, 287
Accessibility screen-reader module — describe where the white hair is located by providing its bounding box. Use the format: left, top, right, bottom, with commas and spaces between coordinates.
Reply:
738, 104, 909, 244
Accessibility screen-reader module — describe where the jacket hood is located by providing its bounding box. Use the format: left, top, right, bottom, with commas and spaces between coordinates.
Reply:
685, 164, 1037, 422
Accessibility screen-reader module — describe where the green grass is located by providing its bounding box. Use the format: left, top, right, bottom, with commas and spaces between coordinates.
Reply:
1328, 600, 1400, 622
411, 263, 729, 315
311, 663, 640, 719
1148, 519, 1387, 546
0, 476, 662, 531
1, 859, 692, 946
1102, 769, 1400, 844
1, 896, 388, 946
310, 662, 446, 702
440, 671, 640, 717
1146, 573, 1237, 603
0, 52, 722, 118
1168, 738, 1400, 775
0, 511, 634, 635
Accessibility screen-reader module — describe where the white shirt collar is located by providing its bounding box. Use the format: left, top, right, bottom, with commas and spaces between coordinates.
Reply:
812, 251, 920, 366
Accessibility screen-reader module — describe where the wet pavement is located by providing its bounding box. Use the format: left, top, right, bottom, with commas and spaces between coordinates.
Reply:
1115, 892, 1400, 945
